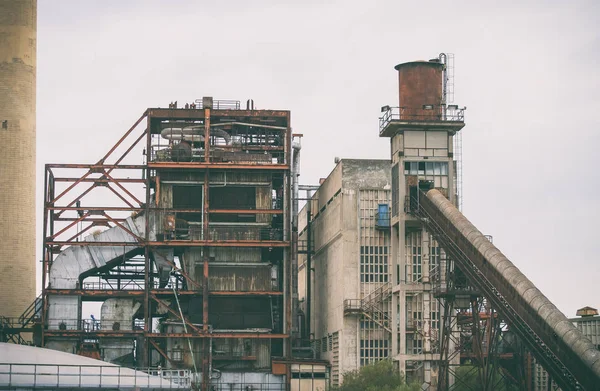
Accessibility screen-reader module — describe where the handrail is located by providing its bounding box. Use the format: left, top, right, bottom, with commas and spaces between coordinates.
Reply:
379, 106, 466, 133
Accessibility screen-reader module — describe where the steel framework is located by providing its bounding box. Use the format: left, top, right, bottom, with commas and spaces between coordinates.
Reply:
39, 101, 293, 390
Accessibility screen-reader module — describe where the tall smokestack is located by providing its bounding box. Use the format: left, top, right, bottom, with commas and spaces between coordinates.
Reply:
0, 0, 37, 317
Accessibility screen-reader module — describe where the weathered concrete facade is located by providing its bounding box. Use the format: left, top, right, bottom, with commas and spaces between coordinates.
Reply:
298, 159, 391, 386
0, 0, 37, 318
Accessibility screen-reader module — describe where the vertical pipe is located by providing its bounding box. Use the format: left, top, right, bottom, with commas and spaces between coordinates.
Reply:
291, 139, 301, 348
306, 191, 312, 341
202, 107, 211, 391
283, 117, 292, 360
41, 166, 49, 346
143, 118, 152, 367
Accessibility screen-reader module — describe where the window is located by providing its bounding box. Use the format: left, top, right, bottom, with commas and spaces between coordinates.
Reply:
412, 246, 422, 282
404, 161, 449, 189
406, 231, 422, 283
361, 246, 389, 283
430, 244, 441, 280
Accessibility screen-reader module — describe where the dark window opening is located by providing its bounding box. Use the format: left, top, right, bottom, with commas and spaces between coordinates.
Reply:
172, 185, 203, 222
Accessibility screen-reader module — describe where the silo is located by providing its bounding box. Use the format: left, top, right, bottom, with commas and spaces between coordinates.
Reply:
395, 60, 444, 120
0, 0, 37, 318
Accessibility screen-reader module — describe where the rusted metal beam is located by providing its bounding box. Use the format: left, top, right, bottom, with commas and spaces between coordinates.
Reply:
46, 240, 291, 247
105, 183, 136, 209
150, 294, 201, 334
48, 206, 144, 211
46, 164, 145, 169
149, 338, 176, 367
103, 170, 143, 206
53, 177, 145, 183
102, 212, 144, 242
146, 108, 289, 120
98, 111, 147, 164
49, 211, 91, 239
146, 332, 289, 339
209, 209, 283, 215
147, 162, 290, 170
45, 289, 283, 297
43, 330, 144, 337
54, 217, 125, 222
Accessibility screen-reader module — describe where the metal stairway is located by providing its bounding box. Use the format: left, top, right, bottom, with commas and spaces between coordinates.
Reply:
0, 294, 42, 345
344, 282, 392, 332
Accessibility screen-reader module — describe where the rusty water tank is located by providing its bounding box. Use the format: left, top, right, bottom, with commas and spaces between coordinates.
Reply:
395, 60, 444, 120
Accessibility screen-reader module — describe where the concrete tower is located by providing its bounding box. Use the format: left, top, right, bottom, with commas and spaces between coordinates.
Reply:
0, 0, 37, 318
380, 57, 465, 388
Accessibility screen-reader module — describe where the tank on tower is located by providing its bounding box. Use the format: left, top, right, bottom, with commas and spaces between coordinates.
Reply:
394, 59, 444, 121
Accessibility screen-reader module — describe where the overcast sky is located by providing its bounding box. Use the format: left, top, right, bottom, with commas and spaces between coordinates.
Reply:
37, 0, 599, 317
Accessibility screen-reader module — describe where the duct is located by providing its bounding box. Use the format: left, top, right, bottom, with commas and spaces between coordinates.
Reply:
421, 189, 600, 390
161, 126, 231, 145
47, 213, 170, 334
99, 299, 140, 364
211, 122, 287, 130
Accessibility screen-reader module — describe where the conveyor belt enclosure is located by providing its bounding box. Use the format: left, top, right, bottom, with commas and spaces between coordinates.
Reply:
411, 188, 600, 391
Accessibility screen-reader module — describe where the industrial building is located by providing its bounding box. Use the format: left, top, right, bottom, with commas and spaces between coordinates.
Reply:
0, 0, 37, 320
0, 99, 327, 391
1, 6, 599, 386
297, 159, 391, 386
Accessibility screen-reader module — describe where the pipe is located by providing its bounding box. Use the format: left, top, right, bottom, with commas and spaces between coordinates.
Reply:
161, 127, 232, 145
291, 140, 301, 342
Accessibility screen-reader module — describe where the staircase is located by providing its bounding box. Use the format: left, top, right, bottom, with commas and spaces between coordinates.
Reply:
0, 294, 42, 345
344, 282, 392, 332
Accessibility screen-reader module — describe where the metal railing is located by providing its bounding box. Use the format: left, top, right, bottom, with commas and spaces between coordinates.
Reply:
194, 99, 241, 110
374, 212, 391, 229
209, 383, 286, 391
343, 298, 391, 332
0, 363, 191, 389
379, 106, 465, 133
150, 145, 279, 165
46, 318, 145, 332
205, 227, 283, 242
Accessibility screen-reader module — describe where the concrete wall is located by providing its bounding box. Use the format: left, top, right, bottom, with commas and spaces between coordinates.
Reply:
389, 125, 459, 388
0, 0, 37, 318
298, 159, 391, 386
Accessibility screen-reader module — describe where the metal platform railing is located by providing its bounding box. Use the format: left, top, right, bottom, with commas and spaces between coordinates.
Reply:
0, 363, 191, 389
193, 99, 241, 110
379, 106, 465, 133
46, 318, 145, 332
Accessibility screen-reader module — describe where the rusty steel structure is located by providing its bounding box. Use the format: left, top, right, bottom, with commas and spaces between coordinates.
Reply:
37, 98, 297, 390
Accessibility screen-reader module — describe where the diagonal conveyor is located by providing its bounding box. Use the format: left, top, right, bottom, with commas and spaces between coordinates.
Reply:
411, 188, 600, 391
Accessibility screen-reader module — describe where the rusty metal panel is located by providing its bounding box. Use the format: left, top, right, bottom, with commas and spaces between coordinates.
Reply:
396, 60, 444, 119
212, 247, 261, 263
196, 266, 272, 291
256, 187, 273, 223
256, 340, 271, 369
